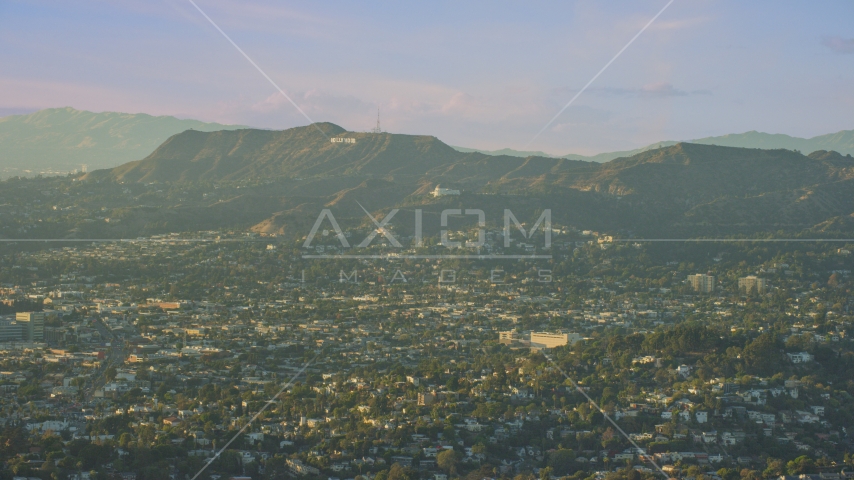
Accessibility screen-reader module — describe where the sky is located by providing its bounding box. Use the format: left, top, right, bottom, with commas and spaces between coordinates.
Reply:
1, 0, 852, 156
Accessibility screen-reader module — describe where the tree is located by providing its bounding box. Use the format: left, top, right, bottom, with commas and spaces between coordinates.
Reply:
739, 469, 761, 480
786, 333, 813, 352
0, 427, 28, 461
763, 458, 785, 478
17, 383, 45, 399
387, 463, 414, 480
742, 333, 780, 375
717, 468, 738, 480
601, 427, 615, 446
626, 469, 641, 480
547, 448, 576, 476
215, 450, 243, 474
78, 443, 111, 470
443, 425, 457, 442
136, 425, 156, 446
786, 456, 816, 475
119, 432, 133, 448
540, 466, 554, 480
437, 449, 460, 474
155, 382, 169, 399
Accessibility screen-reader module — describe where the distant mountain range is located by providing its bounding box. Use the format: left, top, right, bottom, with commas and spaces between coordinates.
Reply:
0, 107, 246, 175
450, 146, 558, 158
76, 122, 854, 238
455, 130, 854, 162
2, 107, 852, 175
4, 107, 854, 238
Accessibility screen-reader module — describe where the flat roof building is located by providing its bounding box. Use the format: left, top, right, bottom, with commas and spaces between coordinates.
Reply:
16, 312, 44, 342
688, 274, 715, 293
0, 319, 23, 342
738, 276, 766, 294
530, 332, 582, 350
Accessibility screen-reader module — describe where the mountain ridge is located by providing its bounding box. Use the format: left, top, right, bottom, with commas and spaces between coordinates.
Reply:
86, 125, 854, 194
71, 123, 854, 238
3, 107, 852, 175
5, 108, 854, 239
453, 129, 854, 162
87, 123, 469, 183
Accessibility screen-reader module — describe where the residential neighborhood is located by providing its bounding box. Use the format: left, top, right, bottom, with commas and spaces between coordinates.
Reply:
0, 228, 852, 480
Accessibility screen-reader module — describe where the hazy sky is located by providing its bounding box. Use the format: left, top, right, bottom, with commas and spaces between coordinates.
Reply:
1, 1, 852, 155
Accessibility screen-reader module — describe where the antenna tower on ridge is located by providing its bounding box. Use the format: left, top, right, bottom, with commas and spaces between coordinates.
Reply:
371, 107, 383, 133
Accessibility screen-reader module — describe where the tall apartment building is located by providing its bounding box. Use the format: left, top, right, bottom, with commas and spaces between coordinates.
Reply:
688, 274, 716, 293
738, 275, 766, 294
16, 312, 45, 342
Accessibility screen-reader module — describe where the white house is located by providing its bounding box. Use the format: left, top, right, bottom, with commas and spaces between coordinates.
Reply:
432, 185, 460, 197
795, 410, 820, 424
787, 352, 813, 363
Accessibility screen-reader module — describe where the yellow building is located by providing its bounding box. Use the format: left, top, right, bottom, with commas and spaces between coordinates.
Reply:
688, 274, 715, 293
499, 331, 520, 345
738, 275, 766, 294
530, 332, 577, 350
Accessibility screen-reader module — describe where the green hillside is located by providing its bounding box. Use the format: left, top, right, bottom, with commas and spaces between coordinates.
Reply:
70, 123, 854, 238
89, 123, 468, 183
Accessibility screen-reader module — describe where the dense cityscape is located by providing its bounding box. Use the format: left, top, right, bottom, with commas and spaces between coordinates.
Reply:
1, 225, 853, 480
